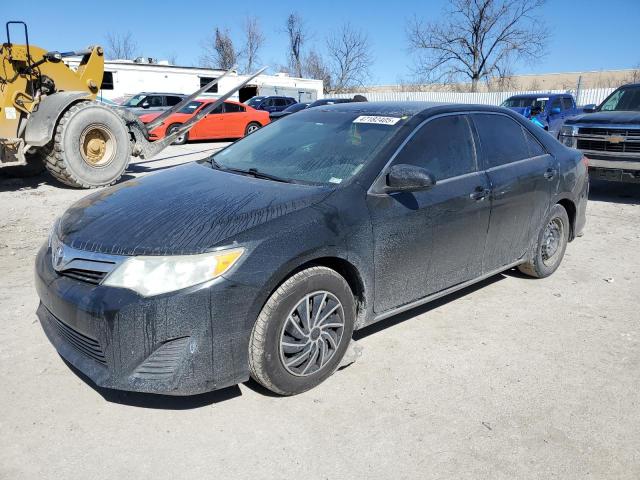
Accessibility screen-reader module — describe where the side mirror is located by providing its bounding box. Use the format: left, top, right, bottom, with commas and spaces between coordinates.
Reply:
385, 164, 435, 193
141, 102, 150, 109
583, 104, 597, 113
551, 107, 561, 115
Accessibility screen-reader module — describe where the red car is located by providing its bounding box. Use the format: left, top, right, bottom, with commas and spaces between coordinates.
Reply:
140, 99, 270, 144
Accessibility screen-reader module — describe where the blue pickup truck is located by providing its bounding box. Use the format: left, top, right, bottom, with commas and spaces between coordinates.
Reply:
501, 93, 579, 137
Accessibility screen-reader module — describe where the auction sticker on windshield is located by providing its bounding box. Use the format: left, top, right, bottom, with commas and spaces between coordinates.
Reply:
353, 115, 401, 125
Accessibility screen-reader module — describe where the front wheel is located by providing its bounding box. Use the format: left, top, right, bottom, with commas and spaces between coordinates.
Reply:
45, 101, 131, 188
245, 122, 261, 136
249, 266, 356, 395
518, 204, 570, 278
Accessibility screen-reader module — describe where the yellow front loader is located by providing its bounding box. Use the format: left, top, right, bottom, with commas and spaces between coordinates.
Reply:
1, 21, 265, 188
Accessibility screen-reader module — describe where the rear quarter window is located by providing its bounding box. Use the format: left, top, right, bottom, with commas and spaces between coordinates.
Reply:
473, 114, 532, 168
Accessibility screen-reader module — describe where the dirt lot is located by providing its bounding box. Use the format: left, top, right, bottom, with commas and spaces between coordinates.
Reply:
1, 144, 639, 479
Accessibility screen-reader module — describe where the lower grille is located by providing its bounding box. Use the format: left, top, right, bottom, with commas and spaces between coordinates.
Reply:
49, 313, 107, 365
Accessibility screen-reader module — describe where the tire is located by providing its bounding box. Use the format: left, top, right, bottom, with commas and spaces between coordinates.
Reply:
44, 100, 131, 188
1, 148, 48, 177
249, 266, 356, 395
167, 123, 187, 145
518, 203, 570, 278
245, 122, 261, 136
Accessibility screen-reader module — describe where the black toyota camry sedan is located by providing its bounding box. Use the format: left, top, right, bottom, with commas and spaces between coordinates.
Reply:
35, 102, 588, 396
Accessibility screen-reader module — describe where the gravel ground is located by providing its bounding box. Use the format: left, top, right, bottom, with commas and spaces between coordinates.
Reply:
1, 145, 639, 479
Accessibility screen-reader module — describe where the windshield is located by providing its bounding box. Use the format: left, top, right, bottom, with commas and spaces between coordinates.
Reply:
178, 101, 203, 114
599, 86, 640, 112
123, 94, 147, 107
501, 97, 548, 111
211, 110, 405, 185
246, 97, 265, 107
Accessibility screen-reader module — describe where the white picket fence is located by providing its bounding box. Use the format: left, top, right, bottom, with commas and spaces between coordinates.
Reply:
330, 88, 615, 107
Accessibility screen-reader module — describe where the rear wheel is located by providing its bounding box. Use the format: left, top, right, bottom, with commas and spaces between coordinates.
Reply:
245, 122, 261, 136
167, 123, 188, 145
518, 204, 570, 278
249, 266, 356, 395
45, 101, 131, 188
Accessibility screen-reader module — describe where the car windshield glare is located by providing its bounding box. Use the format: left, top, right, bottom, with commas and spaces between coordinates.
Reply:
247, 97, 264, 107
124, 94, 146, 107
599, 86, 640, 111
211, 110, 405, 185
178, 101, 203, 114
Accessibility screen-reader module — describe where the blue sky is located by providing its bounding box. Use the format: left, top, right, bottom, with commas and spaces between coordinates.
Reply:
4, 0, 640, 83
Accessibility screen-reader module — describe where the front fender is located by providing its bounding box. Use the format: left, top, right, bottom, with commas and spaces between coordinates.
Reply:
24, 92, 92, 146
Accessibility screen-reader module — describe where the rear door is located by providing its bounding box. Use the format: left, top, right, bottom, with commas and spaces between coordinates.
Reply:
222, 102, 246, 137
368, 114, 492, 313
472, 113, 557, 272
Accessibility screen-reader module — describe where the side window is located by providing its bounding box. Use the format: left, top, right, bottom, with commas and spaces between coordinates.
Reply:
223, 102, 243, 113
473, 114, 531, 168
208, 104, 223, 115
550, 98, 562, 112
262, 98, 274, 107
166, 96, 182, 106
199, 77, 219, 93
275, 98, 287, 107
148, 96, 163, 107
561, 97, 574, 110
394, 115, 477, 180
523, 128, 547, 157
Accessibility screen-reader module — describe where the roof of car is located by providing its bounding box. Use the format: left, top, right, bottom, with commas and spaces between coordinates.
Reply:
507, 93, 567, 99
314, 101, 520, 119
133, 92, 187, 96
312, 101, 447, 116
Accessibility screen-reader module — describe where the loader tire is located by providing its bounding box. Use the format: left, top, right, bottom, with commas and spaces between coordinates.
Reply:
45, 101, 131, 188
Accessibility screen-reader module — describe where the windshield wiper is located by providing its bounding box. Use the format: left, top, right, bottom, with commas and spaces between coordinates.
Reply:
210, 158, 292, 184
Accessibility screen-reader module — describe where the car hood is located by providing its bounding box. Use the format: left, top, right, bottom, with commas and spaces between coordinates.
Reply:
566, 110, 640, 125
58, 162, 332, 256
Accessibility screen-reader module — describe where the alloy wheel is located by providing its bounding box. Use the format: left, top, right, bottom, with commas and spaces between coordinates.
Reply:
279, 291, 345, 377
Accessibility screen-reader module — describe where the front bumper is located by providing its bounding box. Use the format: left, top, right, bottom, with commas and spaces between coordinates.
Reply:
584, 153, 640, 182
35, 244, 260, 395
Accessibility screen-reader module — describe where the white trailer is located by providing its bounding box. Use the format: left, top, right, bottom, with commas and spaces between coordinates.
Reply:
66, 58, 324, 104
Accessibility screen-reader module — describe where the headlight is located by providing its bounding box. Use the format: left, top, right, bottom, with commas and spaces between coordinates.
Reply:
560, 125, 578, 137
102, 248, 244, 296
559, 125, 578, 147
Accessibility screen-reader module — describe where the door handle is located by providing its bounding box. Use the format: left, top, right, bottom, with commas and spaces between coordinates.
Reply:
544, 168, 557, 180
469, 186, 490, 201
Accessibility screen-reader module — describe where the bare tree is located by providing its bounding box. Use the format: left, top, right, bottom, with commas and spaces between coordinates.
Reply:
240, 16, 265, 73
285, 13, 306, 77
407, 0, 548, 92
200, 28, 237, 70
105, 32, 138, 60
303, 50, 332, 92
325, 23, 373, 93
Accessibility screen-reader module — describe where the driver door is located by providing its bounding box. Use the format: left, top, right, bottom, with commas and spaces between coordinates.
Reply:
191, 103, 224, 140
367, 114, 492, 313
